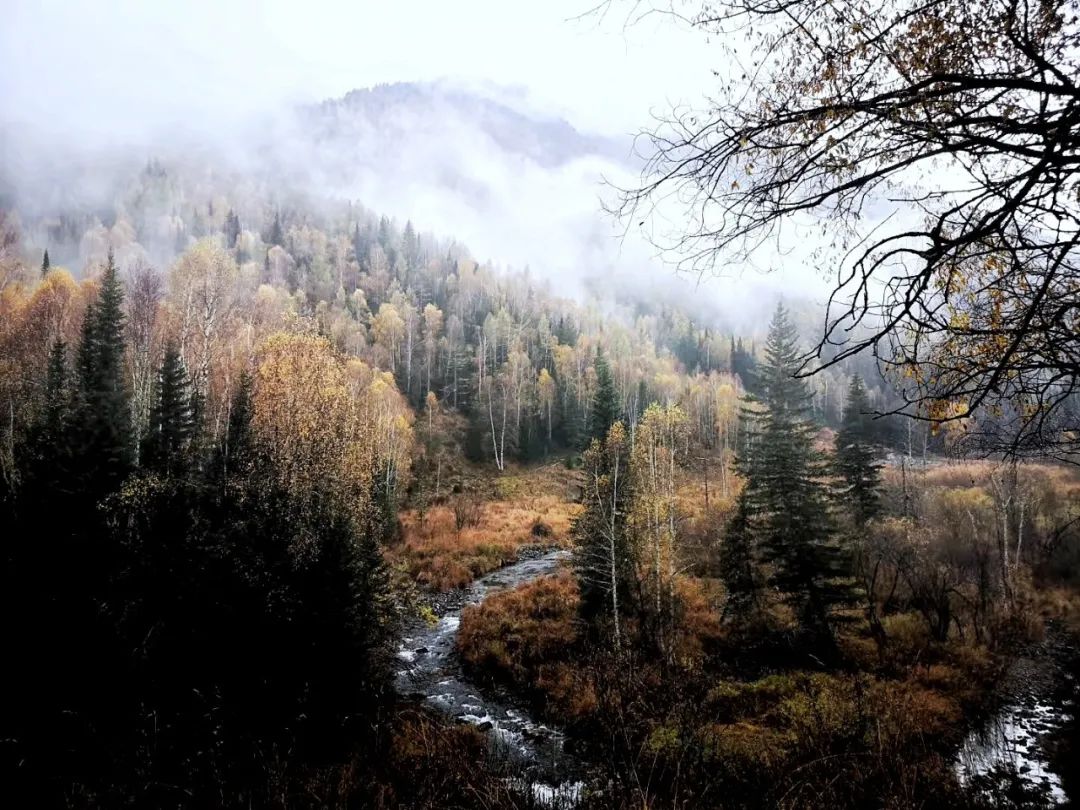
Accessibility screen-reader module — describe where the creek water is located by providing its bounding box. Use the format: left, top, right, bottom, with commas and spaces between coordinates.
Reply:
394, 549, 582, 801
955, 626, 1078, 805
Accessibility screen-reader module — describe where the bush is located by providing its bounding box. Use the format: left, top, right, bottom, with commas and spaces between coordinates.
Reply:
452, 493, 483, 531
882, 611, 932, 668
530, 518, 552, 538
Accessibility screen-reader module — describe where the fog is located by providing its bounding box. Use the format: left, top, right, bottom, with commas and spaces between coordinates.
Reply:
0, 0, 826, 332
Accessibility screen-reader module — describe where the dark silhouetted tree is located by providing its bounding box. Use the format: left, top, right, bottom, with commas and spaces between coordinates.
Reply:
590, 349, 618, 444
834, 375, 882, 527
142, 343, 195, 474
719, 497, 761, 624
75, 249, 132, 493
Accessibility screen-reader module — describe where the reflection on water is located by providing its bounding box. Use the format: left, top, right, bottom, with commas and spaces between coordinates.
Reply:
957, 698, 1069, 803
956, 646, 1077, 806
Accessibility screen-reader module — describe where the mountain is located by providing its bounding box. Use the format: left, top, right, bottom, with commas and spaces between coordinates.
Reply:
309, 82, 628, 169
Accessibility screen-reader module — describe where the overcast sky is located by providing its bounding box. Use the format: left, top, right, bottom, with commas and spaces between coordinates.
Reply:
0, 0, 717, 137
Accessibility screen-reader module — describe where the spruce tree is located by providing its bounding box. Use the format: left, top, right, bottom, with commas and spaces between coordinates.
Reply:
41, 249, 50, 275
590, 349, 619, 444
142, 343, 195, 474
738, 304, 854, 639
224, 209, 240, 249
719, 497, 761, 623
224, 371, 253, 471
25, 339, 74, 483
834, 375, 882, 527
42, 339, 70, 444
75, 249, 132, 492
267, 210, 284, 247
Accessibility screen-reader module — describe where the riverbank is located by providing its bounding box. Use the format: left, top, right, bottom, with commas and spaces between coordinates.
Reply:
453, 570, 1080, 808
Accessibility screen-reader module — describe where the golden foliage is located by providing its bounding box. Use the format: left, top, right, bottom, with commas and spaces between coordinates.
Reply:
252, 332, 413, 542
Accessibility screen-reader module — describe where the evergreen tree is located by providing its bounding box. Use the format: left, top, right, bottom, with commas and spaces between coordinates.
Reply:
738, 304, 854, 639
834, 375, 882, 527
41, 339, 70, 445
222, 371, 254, 478
590, 349, 619, 444
41, 249, 50, 275
732, 336, 759, 394
75, 249, 132, 493
224, 209, 241, 249
24, 339, 74, 487
352, 222, 366, 265
719, 497, 761, 623
636, 379, 649, 418
267, 210, 285, 247
142, 343, 196, 474
402, 219, 419, 269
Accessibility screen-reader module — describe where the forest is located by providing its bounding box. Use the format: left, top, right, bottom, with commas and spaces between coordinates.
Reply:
3, 0, 1080, 808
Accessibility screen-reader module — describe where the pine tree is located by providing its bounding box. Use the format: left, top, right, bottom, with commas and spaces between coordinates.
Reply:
590, 349, 619, 444
402, 219, 419, 269
75, 249, 132, 492
732, 336, 758, 394
142, 343, 195, 474
267, 210, 284, 247
224, 209, 240, 249
41, 249, 50, 275
834, 375, 882, 527
26, 339, 75, 480
352, 222, 365, 265
738, 304, 854, 639
213, 370, 255, 486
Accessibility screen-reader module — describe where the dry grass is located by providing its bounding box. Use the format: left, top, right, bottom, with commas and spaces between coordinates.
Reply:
395, 466, 581, 591
882, 457, 1080, 492
457, 571, 599, 721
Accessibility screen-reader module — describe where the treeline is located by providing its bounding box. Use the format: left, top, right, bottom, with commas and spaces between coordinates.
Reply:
0, 250, 414, 804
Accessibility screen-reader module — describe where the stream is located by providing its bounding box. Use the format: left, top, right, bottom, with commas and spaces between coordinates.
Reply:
395, 549, 583, 804
955, 624, 1079, 805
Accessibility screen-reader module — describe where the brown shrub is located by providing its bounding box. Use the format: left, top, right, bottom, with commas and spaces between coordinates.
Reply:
378, 707, 512, 809
530, 518, 552, 538
451, 492, 483, 530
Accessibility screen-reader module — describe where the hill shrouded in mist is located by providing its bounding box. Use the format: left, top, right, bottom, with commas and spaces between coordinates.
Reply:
1, 80, 809, 331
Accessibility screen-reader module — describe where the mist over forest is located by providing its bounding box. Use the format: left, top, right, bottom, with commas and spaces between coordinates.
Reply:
1, 78, 811, 331
2, 2, 1079, 809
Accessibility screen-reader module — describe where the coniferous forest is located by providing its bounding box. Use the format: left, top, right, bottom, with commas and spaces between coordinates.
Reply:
3, 2, 1080, 808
